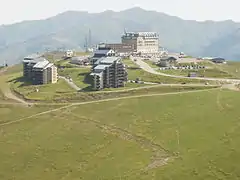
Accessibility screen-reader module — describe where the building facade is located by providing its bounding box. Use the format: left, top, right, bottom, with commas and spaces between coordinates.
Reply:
23, 54, 58, 85
121, 31, 159, 55
90, 57, 127, 90
104, 43, 135, 54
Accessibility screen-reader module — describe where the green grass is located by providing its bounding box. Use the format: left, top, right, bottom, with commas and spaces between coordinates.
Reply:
144, 60, 159, 68
7, 70, 215, 102
123, 59, 210, 84
52, 85, 218, 103
0, 104, 63, 124
10, 74, 75, 101
1, 89, 240, 179
55, 60, 80, 68
3, 64, 23, 75
55, 59, 71, 66
101, 82, 149, 91
156, 61, 240, 79
158, 68, 235, 78
216, 61, 240, 78
127, 68, 213, 84
122, 58, 140, 69
58, 67, 92, 89
75, 52, 91, 56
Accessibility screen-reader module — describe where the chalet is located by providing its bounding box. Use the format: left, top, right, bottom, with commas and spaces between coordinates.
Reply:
157, 56, 178, 67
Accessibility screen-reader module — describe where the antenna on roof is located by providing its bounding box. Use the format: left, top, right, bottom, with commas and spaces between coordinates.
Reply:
124, 28, 127, 34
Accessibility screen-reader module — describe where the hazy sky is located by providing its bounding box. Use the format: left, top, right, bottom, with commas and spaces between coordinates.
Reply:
0, 0, 239, 25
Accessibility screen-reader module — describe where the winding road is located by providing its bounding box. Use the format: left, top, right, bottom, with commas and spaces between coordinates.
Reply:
132, 57, 240, 83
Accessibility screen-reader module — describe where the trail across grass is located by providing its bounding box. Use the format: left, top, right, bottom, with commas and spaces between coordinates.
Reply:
1, 89, 240, 179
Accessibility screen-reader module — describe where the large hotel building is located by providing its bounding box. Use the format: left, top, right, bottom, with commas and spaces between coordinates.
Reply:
121, 31, 159, 54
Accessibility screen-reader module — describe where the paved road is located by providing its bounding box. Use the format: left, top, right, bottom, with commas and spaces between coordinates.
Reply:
0, 87, 218, 127
59, 76, 81, 91
132, 57, 240, 83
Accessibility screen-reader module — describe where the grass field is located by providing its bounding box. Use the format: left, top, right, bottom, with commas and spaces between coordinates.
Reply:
2, 64, 23, 75
158, 68, 235, 78
123, 59, 213, 84
52, 85, 217, 103
1, 89, 240, 179
58, 67, 92, 89
216, 61, 240, 78
122, 58, 140, 68
127, 68, 213, 84
0, 104, 63, 124
6, 69, 215, 102
158, 61, 240, 79
10, 74, 75, 101
143, 59, 240, 79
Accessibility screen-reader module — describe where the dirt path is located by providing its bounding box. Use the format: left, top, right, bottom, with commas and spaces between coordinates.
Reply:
1, 83, 30, 106
0, 67, 30, 106
59, 76, 81, 91
0, 87, 218, 127
70, 113, 172, 171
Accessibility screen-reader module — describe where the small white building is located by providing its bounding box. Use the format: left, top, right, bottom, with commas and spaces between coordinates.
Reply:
65, 50, 74, 58
71, 56, 90, 65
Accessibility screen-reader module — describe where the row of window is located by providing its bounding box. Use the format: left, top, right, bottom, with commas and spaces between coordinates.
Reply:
138, 43, 158, 46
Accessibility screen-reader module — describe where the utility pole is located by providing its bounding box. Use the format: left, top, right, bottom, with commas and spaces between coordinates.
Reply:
84, 35, 88, 52
88, 29, 92, 49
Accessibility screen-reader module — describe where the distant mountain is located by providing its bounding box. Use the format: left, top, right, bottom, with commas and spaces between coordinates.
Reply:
0, 7, 240, 65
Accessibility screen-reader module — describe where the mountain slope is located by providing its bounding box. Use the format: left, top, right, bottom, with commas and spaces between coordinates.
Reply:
1, 7, 240, 65
202, 28, 240, 60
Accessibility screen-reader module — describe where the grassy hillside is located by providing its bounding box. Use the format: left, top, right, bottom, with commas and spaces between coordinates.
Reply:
1, 89, 240, 179
58, 67, 92, 89
9, 74, 75, 101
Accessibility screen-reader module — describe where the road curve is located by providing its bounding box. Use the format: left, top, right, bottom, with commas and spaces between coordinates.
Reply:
132, 57, 240, 83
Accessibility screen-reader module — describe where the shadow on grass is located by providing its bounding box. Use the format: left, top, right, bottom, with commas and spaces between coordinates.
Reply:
78, 72, 94, 92
8, 76, 33, 87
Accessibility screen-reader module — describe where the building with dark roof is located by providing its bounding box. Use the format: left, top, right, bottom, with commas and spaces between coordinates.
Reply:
23, 54, 58, 84
157, 56, 178, 67
211, 57, 226, 63
90, 57, 127, 90
91, 44, 116, 65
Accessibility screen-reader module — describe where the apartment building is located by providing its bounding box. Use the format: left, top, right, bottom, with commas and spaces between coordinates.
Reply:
23, 54, 58, 84
90, 57, 127, 90
121, 31, 159, 55
91, 45, 115, 65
